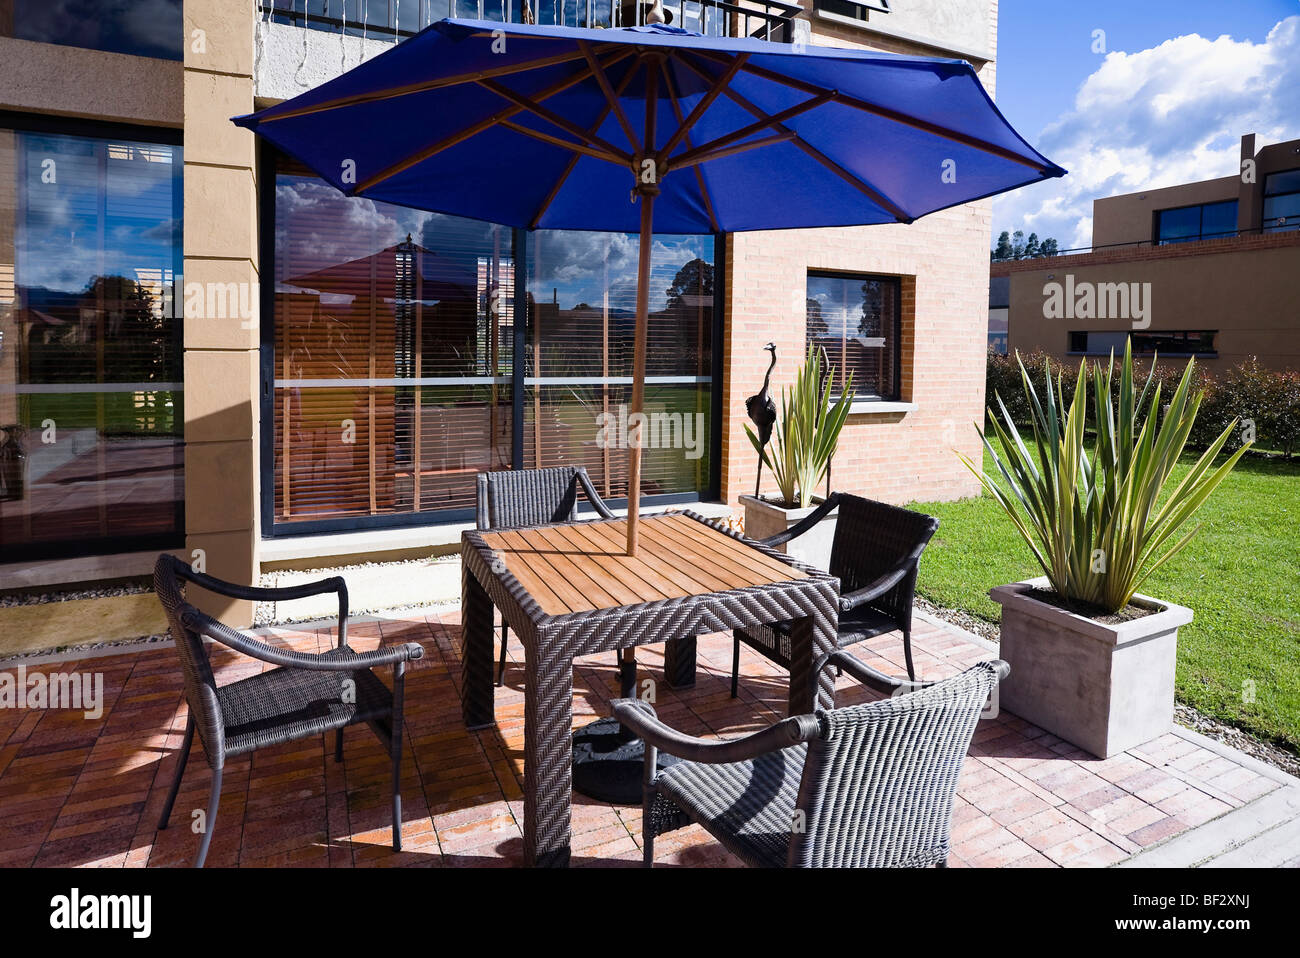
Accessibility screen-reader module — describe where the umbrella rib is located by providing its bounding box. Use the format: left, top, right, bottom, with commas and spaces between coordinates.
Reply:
669, 132, 798, 171
666, 90, 834, 170
657, 52, 748, 161
478, 78, 633, 164
528, 57, 643, 230
354, 50, 634, 195
693, 50, 1053, 172
675, 55, 913, 222
256, 47, 614, 123
658, 60, 719, 233
498, 120, 627, 165
579, 39, 641, 155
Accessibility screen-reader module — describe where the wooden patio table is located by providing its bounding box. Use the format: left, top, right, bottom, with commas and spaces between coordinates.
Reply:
460, 509, 840, 867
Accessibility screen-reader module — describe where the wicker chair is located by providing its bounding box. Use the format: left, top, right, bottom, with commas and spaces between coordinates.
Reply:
476, 466, 616, 685
153, 555, 424, 867
614, 653, 1008, 867
733, 493, 938, 693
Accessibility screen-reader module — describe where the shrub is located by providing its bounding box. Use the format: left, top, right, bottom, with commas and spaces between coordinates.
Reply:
987, 350, 1296, 458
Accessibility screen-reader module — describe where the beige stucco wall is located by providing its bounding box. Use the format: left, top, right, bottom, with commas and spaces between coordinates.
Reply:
1000, 237, 1300, 372
1092, 177, 1238, 248
0, 35, 182, 127
182, 0, 262, 624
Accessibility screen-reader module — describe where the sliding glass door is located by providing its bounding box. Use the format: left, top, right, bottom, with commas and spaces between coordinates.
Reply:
266, 157, 717, 534
0, 123, 184, 561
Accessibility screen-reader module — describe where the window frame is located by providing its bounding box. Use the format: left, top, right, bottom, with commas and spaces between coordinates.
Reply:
257, 147, 723, 538
1262, 169, 1300, 233
805, 269, 904, 404
1153, 199, 1238, 245
1067, 330, 1218, 358
0, 111, 185, 562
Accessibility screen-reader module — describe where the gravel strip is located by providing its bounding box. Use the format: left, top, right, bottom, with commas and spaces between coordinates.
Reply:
1, 581, 153, 607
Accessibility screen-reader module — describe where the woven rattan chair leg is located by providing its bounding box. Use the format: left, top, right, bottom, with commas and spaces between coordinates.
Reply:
730, 632, 740, 698
392, 662, 407, 852
158, 714, 194, 830
496, 622, 509, 687
195, 765, 222, 868
903, 628, 916, 682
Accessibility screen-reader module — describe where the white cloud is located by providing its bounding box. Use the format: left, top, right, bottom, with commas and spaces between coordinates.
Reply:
992, 15, 1300, 250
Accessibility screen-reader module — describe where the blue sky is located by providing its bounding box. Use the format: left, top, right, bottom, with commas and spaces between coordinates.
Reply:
991, 0, 1300, 249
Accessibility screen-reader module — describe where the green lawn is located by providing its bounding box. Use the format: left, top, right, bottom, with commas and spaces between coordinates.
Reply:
909, 448, 1300, 753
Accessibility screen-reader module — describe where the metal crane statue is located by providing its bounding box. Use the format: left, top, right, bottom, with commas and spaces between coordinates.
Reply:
746, 342, 778, 497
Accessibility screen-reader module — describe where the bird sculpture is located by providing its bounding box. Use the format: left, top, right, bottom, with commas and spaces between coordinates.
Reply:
746, 342, 778, 498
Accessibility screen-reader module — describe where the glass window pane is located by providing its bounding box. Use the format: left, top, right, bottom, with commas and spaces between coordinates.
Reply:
1201, 200, 1237, 237
273, 165, 513, 522
6, 0, 183, 60
524, 231, 714, 501
2, 128, 184, 560
806, 273, 900, 400
1155, 205, 1201, 244
1264, 193, 1300, 231
1264, 169, 1300, 196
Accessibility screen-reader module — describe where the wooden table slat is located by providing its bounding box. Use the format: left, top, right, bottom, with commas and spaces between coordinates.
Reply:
492, 528, 597, 614
481, 514, 804, 616
661, 512, 809, 580
635, 520, 752, 592
643, 518, 789, 588
533, 524, 652, 608
559, 521, 681, 602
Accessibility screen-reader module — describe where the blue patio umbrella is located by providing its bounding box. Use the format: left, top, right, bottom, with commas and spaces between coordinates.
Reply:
235, 18, 1064, 553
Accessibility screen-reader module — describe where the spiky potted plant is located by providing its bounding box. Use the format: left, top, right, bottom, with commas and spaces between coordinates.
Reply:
740, 345, 853, 570
962, 341, 1248, 757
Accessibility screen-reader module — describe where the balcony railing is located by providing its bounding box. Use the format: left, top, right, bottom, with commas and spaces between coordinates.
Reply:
261, 0, 804, 44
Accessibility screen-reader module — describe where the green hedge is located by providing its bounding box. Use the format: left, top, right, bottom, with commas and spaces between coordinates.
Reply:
986, 350, 1300, 458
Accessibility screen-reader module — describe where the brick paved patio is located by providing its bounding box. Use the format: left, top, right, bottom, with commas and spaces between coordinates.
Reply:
1, 608, 1296, 868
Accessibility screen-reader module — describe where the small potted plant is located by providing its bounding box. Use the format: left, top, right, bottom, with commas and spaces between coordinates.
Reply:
963, 341, 1248, 757
740, 345, 853, 570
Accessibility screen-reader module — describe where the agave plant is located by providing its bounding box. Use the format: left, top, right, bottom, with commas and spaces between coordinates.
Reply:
960, 340, 1249, 614
746, 345, 854, 509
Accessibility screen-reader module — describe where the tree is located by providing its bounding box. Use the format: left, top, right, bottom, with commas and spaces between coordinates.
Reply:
992, 230, 1013, 261
1023, 232, 1040, 258
664, 258, 714, 310
1011, 230, 1026, 260
1039, 238, 1059, 257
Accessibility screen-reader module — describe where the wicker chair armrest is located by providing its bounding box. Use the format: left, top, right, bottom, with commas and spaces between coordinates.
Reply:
181, 566, 347, 606
180, 607, 423, 671
757, 494, 841, 549
816, 650, 933, 696
611, 698, 822, 764
818, 651, 1010, 696
838, 557, 916, 612
575, 467, 616, 519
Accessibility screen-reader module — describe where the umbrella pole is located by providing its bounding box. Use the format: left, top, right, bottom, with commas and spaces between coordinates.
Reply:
625, 187, 655, 555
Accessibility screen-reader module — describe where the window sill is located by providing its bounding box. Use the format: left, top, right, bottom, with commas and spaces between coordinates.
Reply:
847, 400, 917, 416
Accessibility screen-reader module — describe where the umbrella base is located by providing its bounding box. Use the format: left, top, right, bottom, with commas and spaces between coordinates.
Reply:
572, 716, 679, 806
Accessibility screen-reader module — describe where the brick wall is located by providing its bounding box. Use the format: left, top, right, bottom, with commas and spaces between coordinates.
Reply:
719, 7, 999, 508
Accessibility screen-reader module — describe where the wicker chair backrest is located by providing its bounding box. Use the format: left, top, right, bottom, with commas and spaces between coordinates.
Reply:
788, 661, 998, 867
476, 466, 584, 530
154, 555, 225, 761
829, 494, 938, 613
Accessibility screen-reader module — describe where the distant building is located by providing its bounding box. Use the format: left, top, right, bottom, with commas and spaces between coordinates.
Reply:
994, 133, 1300, 371
988, 275, 1009, 354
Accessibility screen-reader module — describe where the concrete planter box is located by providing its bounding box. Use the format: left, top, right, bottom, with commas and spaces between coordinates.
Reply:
740, 494, 837, 572
990, 577, 1193, 758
